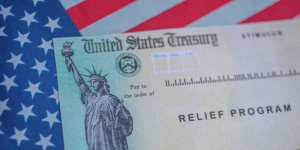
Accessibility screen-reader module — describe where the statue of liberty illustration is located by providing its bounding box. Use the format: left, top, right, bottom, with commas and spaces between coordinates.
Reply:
62, 41, 133, 150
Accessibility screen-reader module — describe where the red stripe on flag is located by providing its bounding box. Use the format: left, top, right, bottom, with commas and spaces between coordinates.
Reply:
125, 0, 231, 33
67, 0, 135, 30
240, 0, 300, 23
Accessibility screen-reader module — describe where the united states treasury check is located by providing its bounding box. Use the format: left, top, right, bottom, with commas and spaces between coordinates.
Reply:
53, 20, 300, 150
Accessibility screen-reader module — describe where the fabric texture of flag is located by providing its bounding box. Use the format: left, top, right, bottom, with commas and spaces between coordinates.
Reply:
0, 0, 80, 149
0, 0, 300, 149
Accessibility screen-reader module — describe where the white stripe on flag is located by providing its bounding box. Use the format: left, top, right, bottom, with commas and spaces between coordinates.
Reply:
79, 0, 184, 36
187, 0, 278, 28
59, 0, 85, 10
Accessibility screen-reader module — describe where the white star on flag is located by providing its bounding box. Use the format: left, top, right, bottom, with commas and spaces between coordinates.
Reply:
0, 5, 14, 21
14, 31, 31, 48
21, 11, 38, 27
49, 87, 59, 105
0, 99, 11, 116
0, 122, 3, 134
42, 110, 60, 129
44, 17, 61, 33
38, 38, 52, 55
0, 26, 7, 36
0, 75, 18, 93
31, 59, 49, 76
31, 0, 45, 7
24, 81, 42, 99
9, 127, 29, 147
6, 52, 25, 70
17, 103, 36, 122
35, 134, 54, 150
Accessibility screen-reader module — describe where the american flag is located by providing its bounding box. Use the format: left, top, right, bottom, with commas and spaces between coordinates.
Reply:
0, 0, 299, 149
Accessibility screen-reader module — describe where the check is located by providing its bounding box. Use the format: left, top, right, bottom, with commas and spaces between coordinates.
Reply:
53, 20, 300, 150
